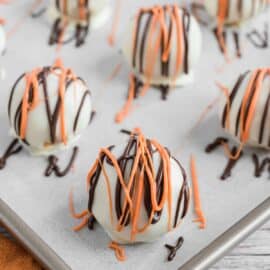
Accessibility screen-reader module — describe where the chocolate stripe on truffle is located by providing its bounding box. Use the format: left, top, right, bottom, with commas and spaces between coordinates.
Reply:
160, 14, 172, 79
238, 0, 243, 17
8, 73, 25, 121
132, 11, 144, 69
88, 145, 115, 214
139, 13, 152, 73
115, 137, 137, 226
259, 91, 270, 144
221, 71, 249, 128
235, 70, 261, 136
172, 157, 189, 228
73, 90, 91, 132
182, 9, 190, 74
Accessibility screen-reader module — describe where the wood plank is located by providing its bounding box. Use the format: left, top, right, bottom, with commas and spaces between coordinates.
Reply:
213, 222, 270, 269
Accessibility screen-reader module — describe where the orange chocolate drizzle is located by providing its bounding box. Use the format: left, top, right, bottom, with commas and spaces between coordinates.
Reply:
216, 0, 230, 60
108, 0, 122, 46
50, 0, 90, 47
0, 0, 8, 27
115, 4, 191, 123
190, 156, 206, 229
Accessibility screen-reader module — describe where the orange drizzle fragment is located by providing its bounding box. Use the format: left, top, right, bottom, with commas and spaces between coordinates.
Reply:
115, 74, 135, 123
190, 155, 206, 229
109, 242, 126, 262
7, 0, 43, 39
217, 0, 229, 61
106, 63, 122, 83
78, 0, 88, 21
69, 189, 91, 232
108, 0, 122, 46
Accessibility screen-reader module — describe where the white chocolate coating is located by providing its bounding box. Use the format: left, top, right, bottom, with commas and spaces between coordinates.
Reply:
122, 6, 202, 87
0, 25, 6, 80
8, 68, 92, 156
0, 25, 6, 56
90, 142, 189, 244
219, 70, 270, 150
204, 0, 268, 26
48, 0, 111, 29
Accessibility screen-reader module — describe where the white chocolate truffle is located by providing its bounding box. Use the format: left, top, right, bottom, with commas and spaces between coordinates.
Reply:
122, 5, 202, 87
204, 0, 268, 26
49, 0, 110, 28
219, 68, 270, 150
8, 61, 92, 156
87, 132, 190, 244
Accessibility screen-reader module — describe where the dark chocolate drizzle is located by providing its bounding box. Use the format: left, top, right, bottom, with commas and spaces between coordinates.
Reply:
221, 71, 250, 129
88, 145, 114, 214
87, 215, 96, 230
221, 146, 243, 180
44, 146, 79, 177
205, 137, 228, 153
213, 27, 227, 54
259, 91, 270, 145
31, 7, 47, 18
0, 139, 23, 170
252, 153, 270, 178
235, 70, 261, 136
165, 236, 184, 262
233, 31, 241, 58
89, 111, 96, 124
213, 28, 242, 58
246, 23, 269, 49
49, 0, 90, 47
205, 137, 243, 180
88, 133, 189, 229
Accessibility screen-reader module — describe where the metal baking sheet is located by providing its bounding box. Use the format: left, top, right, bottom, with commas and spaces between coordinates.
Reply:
0, 1, 270, 270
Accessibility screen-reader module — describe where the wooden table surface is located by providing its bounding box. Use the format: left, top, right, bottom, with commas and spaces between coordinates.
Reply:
1, 222, 270, 269
213, 222, 270, 270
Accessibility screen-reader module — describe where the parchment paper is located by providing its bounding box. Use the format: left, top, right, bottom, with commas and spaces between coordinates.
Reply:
0, 1, 270, 269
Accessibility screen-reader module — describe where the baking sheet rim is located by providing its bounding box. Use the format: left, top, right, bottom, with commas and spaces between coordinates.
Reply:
1, 197, 270, 270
